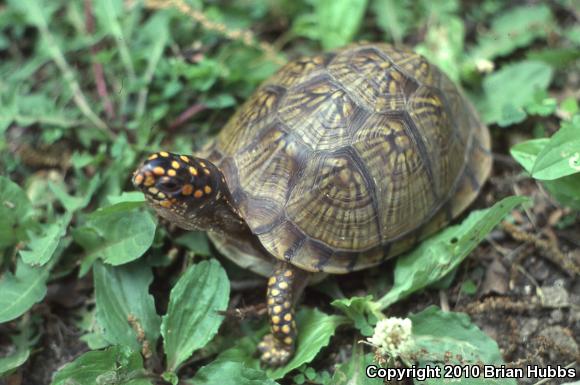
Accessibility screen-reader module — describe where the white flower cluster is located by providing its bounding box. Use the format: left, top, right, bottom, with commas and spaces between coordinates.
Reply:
367, 317, 413, 358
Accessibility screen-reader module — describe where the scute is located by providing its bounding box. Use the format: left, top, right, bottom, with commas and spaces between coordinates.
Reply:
211, 43, 492, 273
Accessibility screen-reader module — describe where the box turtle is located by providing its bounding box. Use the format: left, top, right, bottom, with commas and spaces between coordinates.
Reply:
133, 43, 492, 366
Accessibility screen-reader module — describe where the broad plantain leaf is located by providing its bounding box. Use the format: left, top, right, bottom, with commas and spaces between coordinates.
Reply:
0, 176, 34, 250
411, 306, 517, 385
377, 196, 528, 309
188, 360, 279, 385
73, 202, 156, 266
94, 260, 161, 353
532, 116, 580, 180
161, 259, 230, 372
0, 258, 49, 323
478, 61, 553, 125
51, 345, 152, 385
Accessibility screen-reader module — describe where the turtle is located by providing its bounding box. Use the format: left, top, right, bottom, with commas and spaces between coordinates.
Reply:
132, 43, 492, 367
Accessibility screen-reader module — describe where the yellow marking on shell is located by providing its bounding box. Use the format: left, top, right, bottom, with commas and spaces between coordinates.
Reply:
158, 192, 166, 199
204, 185, 212, 194
171, 161, 180, 169
283, 301, 291, 309
148, 153, 158, 160
268, 277, 277, 286
148, 187, 159, 194
144, 176, 155, 187
159, 151, 169, 157
273, 305, 282, 314
262, 352, 271, 359
194, 190, 204, 199
272, 325, 280, 332
283, 270, 293, 277
160, 200, 172, 208
279, 281, 289, 290
133, 174, 144, 185
284, 337, 293, 345
272, 316, 280, 324
199, 161, 207, 168
167, 169, 177, 177
204, 168, 211, 175
270, 289, 280, 296
180, 155, 190, 163
153, 167, 165, 176
182, 184, 194, 196
281, 325, 290, 334
189, 166, 198, 176
268, 298, 275, 305
284, 313, 292, 322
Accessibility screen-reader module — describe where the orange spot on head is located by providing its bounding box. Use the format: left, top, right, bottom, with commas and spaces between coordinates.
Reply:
133, 174, 144, 185
194, 190, 204, 199
189, 167, 198, 176
182, 184, 193, 196
171, 161, 180, 169
153, 167, 165, 176
204, 185, 212, 194
167, 169, 177, 177
159, 151, 169, 157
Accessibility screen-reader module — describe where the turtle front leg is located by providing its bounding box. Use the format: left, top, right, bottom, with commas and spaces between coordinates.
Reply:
258, 262, 305, 367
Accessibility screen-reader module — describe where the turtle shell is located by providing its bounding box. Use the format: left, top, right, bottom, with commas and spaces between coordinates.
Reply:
203, 43, 492, 274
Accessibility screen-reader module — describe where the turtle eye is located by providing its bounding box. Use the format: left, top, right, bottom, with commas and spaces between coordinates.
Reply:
157, 178, 181, 192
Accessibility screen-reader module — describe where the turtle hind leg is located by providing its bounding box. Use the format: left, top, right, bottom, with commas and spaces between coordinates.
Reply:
258, 262, 302, 367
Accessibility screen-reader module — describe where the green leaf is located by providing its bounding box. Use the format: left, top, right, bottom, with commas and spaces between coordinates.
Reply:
0, 319, 34, 376
377, 196, 528, 310
471, 4, 554, 61
371, 0, 413, 43
48, 175, 102, 213
511, 138, 580, 209
331, 342, 382, 385
175, 231, 212, 257
0, 176, 33, 250
415, 16, 464, 82
188, 360, 280, 385
0, 258, 49, 323
0, 345, 29, 377
315, 0, 368, 49
479, 61, 553, 125
162, 259, 230, 372
331, 295, 380, 336
411, 306, 516, 385
532, 116, 580, 180
510, 139, 549, 172
19, 215, 70, 266
76, 306, 111, 350
51, 345, 152, 385
94, 260, 161, 352
561, 97, 579, 117
525, 91, 558, 117
73, 202, 156, 266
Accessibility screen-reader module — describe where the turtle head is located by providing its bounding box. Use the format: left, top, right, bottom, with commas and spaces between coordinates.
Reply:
132, 151, 223, 230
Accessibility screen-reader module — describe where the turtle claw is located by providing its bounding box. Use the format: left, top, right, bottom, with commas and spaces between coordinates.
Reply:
258, 334, 293, 367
